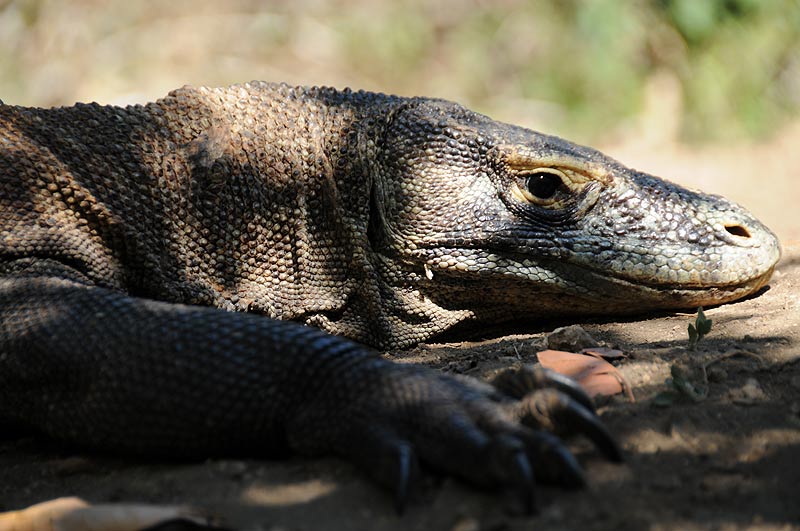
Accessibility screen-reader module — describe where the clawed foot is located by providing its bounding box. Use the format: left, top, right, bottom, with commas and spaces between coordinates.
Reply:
288, 362, 622, 514
493, 365, 623, 464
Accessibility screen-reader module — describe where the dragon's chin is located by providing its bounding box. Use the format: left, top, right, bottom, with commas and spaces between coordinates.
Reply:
582, 265, 775, 312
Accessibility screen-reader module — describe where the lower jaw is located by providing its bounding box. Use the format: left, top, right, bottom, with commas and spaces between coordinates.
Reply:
593, 266, 776, 310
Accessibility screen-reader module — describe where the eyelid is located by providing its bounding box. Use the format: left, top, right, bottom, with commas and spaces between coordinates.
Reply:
522, 167, 591, 187
509, 167, 585, 208
518, 167, 569, 181
492, 145, 613, 185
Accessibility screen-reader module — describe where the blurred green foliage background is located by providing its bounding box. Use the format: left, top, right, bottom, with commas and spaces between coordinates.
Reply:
0, 0, 798, 144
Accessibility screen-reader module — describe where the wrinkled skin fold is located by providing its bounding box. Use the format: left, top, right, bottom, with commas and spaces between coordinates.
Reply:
0, 82, 779, 509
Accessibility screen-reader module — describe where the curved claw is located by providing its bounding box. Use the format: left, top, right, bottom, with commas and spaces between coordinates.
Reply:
536, 368, 596, 413
546, 439, 587, 489
334, 424, 419, 513
510, 428, 587, 488
516, 390, 623, 462
488, 434, 537, 515
512, 450, 537, 515
553, 394, 623, 463
394, 443, 413, 514
492, 366, 596, 413
298, 359, 621, 511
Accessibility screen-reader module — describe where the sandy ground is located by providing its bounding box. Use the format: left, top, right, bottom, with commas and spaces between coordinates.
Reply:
1, 261, 798, 529
2, 86, 799, 531
2, 4, 799, 527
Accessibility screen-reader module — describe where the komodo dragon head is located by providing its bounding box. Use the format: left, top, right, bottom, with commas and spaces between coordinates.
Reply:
361, 97, 780, 340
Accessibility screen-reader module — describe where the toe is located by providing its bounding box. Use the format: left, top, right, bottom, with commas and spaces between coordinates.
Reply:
515, 389, 623, 462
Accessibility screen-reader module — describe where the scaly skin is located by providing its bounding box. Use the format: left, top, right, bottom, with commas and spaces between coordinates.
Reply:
368, 98, 779, 345
0, 82, 779, 508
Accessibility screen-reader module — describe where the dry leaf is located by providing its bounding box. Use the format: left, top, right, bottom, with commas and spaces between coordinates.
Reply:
0, 497, 214, 531
537, 349, 630, 399
580, 347, 626, 360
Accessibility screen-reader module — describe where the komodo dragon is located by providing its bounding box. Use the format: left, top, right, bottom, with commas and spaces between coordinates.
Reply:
0, 82, 781, 512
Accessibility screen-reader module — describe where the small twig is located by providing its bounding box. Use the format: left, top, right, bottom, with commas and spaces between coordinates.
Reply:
701, 350, 765, 384
582, 350, 635, 402
611, 371, 636, 402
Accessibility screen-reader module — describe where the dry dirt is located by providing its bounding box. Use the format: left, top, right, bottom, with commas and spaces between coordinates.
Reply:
2, 91, 799, 529
2, 243, 799, 530
2, 4, 799, 527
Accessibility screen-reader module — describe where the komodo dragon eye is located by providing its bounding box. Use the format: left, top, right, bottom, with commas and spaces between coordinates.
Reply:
525, 172, 562, 199
513, 168, 571, 207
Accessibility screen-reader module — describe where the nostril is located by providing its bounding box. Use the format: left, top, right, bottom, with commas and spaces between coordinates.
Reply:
725, 224, 751, 238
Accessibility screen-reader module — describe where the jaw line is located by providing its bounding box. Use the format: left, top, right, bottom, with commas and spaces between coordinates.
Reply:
585, 264, 775, 299
589, 262, 777, 293
411, 245, 776, 304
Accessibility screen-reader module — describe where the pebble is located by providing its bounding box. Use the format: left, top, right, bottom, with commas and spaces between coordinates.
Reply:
546, 325, 599, 351
728, 378, 767, 405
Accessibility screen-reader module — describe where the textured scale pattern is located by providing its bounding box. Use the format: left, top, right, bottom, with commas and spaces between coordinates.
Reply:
0, 82, 779, 507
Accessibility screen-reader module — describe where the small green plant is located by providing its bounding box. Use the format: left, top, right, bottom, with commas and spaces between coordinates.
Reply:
687, 307, 712, 350
652, 363, 708, 407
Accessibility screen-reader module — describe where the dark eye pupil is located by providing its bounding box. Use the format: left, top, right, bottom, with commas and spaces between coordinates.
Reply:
526, 172, 561, 199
